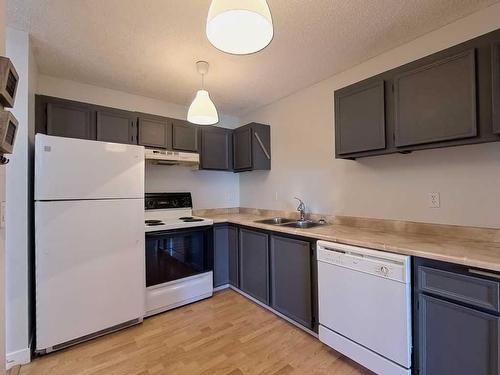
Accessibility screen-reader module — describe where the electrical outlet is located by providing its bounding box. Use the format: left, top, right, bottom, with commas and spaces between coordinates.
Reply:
274, 192, 278, 201
428, 192, 440, 208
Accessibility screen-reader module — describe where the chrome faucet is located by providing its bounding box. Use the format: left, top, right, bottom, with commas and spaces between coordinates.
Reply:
294, 197, 306, 222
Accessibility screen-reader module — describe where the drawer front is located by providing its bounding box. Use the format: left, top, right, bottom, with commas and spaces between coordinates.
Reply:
418, 266, 500, 313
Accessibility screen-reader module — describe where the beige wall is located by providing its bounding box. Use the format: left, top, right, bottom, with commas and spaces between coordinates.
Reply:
241, 3, 500, 228
37, 75, 241, 209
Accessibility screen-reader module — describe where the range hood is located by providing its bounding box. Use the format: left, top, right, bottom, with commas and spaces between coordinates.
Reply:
145, 148, 199, 167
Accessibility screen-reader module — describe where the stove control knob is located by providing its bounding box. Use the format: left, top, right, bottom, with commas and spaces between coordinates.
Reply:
146, 200, 156, 209
380, 266, 389, 276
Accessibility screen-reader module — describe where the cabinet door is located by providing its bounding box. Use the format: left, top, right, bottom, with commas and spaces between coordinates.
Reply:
239, 228, 269, 304
171, 119, 198, 152
200, 127, 233, 170
96, 108, 136, 144
270, 235, 312, 329
233, 127, 253, 171
228, 226, 239, 287
394, 49, 477, 147
137, 114, 169, 149
334, 79, 386, 155
493, 42, 500, 135
418, 294, 499, 375
213, 225, 229, 287
46, 100, 95, 140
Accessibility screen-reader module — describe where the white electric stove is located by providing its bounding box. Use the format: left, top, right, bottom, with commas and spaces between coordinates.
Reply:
144, 193, 214, 317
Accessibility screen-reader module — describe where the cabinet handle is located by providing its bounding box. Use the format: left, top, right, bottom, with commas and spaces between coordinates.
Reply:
468, 268, 500, 280
254, 132, 271, 160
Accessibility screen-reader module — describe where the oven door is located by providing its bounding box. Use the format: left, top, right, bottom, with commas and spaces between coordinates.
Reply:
145, 226, 213, 287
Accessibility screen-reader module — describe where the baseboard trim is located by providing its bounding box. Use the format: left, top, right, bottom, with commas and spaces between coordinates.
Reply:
213, 284, 230, 292
229, 286, 318, 338
6, 347, 31, 369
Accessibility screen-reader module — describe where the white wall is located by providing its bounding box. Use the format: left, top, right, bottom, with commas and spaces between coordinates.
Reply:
0, 0, 7, 372
37, 75, 241, 209
241, 3, 500, 229
5, 27, 37, 368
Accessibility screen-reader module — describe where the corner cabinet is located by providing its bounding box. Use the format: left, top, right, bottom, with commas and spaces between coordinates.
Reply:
413, 258, 500, 375
200, 126, 233, 171
233, 123, 271, 172
334, 79, 386, 157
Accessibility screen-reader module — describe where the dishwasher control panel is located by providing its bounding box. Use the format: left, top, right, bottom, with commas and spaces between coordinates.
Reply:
317, 241, 410, 284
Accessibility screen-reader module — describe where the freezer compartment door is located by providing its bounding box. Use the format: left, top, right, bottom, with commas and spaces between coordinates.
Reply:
35, 134, 144, 200
35, 199, 145, 351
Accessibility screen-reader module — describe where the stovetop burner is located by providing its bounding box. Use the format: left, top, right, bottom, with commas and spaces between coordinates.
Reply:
147, 222, 164, 226
146, 219, 163, 224
179, 216, 193, 220
182, 218, 204, 223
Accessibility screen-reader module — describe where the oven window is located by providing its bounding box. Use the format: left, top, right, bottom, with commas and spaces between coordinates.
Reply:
146, 227, 213, 287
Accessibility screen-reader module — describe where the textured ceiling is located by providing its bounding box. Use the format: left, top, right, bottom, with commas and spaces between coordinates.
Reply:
7, 0, 499, 116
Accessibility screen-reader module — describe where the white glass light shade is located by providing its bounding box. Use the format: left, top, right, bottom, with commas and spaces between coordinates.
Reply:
206, 0, 273, 55
187, 89, 219, 125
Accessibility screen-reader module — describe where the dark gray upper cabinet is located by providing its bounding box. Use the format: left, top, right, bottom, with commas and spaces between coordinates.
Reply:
335, 79, 386, 155
418, 294, 498, 375
239, 228, 269, 304
45, 98, 96, 140
233, 123, 271, 172
394, 49, 477, 147
137, 113, 169, 149
200, 126, 233, 170
493, 41, 500, 135
270, 235, 313, 329
171, 119, 198, 152
96, 108, 136, 144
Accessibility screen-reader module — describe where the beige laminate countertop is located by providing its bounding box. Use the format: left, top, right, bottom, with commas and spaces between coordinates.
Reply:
202, 213, 500, 272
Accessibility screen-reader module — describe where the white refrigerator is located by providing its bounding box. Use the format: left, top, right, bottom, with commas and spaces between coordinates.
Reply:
35, 134, 145, 352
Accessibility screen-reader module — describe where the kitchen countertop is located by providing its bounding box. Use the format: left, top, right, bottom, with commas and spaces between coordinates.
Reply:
200, 212, 500, 272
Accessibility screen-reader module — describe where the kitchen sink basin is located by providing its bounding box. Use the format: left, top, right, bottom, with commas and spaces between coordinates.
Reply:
254, 217, 295, 225
282, 220, 324, 229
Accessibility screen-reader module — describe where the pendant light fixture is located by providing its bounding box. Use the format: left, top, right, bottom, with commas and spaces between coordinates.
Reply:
187, 61, 219, 125
206, 0, 274, 55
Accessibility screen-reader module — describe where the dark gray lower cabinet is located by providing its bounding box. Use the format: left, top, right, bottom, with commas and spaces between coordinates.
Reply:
171, 119, 198, 152
414, 258, 500, 375
270, 235, 313, 329
239, 228, 269, 304
418, 295, 498, 375
213, 224, 239, 288
228, 226, 239, 287
213, 225, 230, 287
96, 108, 136, 144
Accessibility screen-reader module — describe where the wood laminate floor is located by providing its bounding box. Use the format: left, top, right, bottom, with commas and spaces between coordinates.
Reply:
19, 290, 371, 375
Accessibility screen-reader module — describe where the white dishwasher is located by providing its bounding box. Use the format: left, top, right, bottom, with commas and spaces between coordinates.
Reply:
317, 240, 412, 375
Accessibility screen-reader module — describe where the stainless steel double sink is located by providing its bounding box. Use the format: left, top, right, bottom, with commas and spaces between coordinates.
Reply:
254, 217, 325, 229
